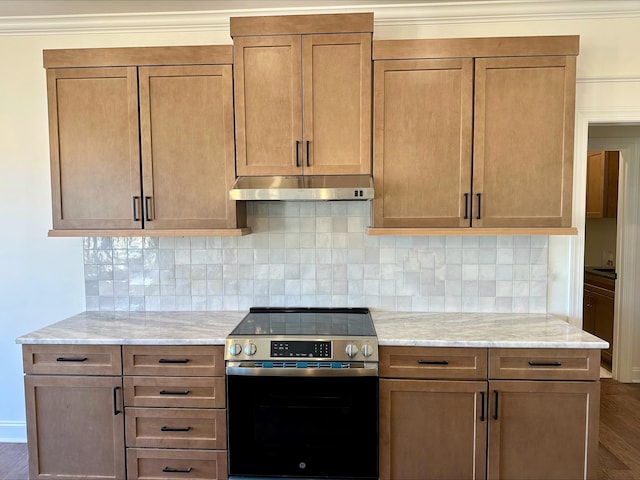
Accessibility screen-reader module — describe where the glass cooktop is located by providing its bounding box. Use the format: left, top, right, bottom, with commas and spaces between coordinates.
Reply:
229, 307, 376, 337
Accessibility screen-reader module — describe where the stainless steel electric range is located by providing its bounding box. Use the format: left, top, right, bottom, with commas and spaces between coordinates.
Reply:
225, 307, 379, 480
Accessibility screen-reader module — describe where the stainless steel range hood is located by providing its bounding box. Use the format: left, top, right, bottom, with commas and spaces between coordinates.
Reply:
229, 175, 374, 201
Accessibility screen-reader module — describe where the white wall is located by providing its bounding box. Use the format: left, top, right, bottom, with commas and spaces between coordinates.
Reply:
2, 1, 640, 441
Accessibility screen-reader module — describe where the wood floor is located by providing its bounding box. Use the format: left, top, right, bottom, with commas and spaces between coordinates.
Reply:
0, 379, 638, 479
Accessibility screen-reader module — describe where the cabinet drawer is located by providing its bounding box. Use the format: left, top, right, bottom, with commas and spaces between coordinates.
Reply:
489, 348, 600, 380
125, 407, 226, 449
379, 346, 487, 380
123, 345, 223, 376
124, 376, 225, 408
22, 344, 122, 375
127, 448, 227, 480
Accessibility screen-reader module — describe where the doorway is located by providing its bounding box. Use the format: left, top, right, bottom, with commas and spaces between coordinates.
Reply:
583, 125, 640, 382
583, 147, 619, 376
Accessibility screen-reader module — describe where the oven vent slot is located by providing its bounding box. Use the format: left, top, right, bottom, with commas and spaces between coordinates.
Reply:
253, 361, 352, 369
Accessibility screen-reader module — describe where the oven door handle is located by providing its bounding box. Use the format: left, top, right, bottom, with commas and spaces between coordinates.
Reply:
226, 363, 378, 377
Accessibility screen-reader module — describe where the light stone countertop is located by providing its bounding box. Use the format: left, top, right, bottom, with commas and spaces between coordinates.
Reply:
16, 310, 608, 349
371, 312, 608, 349
15, 311, 246, 345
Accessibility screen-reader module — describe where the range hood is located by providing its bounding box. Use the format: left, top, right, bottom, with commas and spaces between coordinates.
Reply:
229, 175, 374, 201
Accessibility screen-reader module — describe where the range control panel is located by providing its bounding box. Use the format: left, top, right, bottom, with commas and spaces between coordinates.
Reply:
271, 340, 331, 358
225, 336, 379, 362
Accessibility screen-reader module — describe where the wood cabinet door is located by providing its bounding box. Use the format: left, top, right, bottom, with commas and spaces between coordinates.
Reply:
584, 287, 614, 369
473, 56, 575, 227
379, 379, 487, 480
372, 58, 473, 227
233, 35, 302, 176
139, 65, 241, 229
586, 150, 619, 219
487, 380, 600, 480
47, 67, 141, 229
302, 33, 371, 175
586, 150, 606, 218
24, 375, 125, 479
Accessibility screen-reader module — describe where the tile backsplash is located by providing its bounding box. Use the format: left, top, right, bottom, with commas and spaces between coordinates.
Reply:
84, 201, 548, 313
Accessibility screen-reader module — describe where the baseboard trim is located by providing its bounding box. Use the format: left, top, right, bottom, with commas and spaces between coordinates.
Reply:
633, 367, 640, 384
0, 421, 27, 443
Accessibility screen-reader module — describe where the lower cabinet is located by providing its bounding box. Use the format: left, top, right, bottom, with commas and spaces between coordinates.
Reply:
123, 345, 227, 480
584, 273, 615, 369
23, 345, 125, 480
380, 379, 487, 479
22, 344, 227, 480
487, 380, 599, 480
379, 346, 601, 480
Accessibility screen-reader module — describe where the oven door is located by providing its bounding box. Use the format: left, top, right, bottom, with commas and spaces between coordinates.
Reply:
227, 373, 378, 479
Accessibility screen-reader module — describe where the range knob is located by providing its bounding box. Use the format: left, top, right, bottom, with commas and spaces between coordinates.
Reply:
361, 344, 374, 358
228, 343, 242, 356
244, 343, 257, 356
345, 343, 359, 358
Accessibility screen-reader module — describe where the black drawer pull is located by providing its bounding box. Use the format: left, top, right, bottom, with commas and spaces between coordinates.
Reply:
159, 390, 190, 395
162, 467, 193, 474
159, 358, 189, 364
528, 361, 562, 367
113, 386, 121, 415
56, 357, 88, 362
493, 390, 499, 420
480, 391, 485, 422
161, 426, 191, 432
417, 360, 449, 365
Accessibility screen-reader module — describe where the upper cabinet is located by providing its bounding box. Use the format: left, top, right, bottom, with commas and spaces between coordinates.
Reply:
231, 13, 373, 176
370, 36, 579, 234
44, 46, 248, 236
586, 150, 619, 218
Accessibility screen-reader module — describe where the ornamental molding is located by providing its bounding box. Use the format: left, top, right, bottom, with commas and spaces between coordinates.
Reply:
1, 1, 640, 36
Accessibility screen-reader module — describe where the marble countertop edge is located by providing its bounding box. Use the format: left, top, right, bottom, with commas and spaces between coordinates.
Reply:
15, 310, 609, 349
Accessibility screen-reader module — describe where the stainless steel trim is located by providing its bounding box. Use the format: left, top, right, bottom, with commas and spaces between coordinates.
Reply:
229, 175, 374, 201
226, 361, 378, 377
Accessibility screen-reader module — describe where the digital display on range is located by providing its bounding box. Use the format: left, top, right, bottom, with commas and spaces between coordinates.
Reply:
271, 341, 331, 358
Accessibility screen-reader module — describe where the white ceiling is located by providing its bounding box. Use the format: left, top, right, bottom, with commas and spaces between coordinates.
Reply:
0, 0, 480, 17
0, 0, 535, 17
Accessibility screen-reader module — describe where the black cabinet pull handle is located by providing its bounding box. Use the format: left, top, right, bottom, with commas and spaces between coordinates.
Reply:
480, 391, 485, 422
493, 390, 499, 420
295, 140, 300, 167
161, 426, 191, 432
476, 193, 482, 220
159, 358, 189, 364
133, 196, 141, 221
162, 467, 193, 474
417, 360, 449, 365
144, 196, 153, 222
113, 386, 121, 415
464, 193, 469, 219
306, 140, 310, 167
56, 357, 88, 362
528, 361, 562, 367
159, 390, 190, 395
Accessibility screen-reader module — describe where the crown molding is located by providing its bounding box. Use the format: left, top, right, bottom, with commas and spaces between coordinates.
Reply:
1, 1, 640, 36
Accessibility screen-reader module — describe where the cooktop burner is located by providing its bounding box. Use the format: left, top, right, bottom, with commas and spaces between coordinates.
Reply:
229, 307, 376, 337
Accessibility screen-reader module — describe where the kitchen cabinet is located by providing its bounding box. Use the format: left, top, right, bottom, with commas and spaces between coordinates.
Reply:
231, 13, 372, 176
586, 150, 619, 218
370, 36, 579, 234
22, 345, 125, 480
379, 346, 488, 480
123, 345, 228, 480
379, 346, 601, 480
487, 348, 600, 480
44, 46, 247, 236
584, 271, 615, 369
